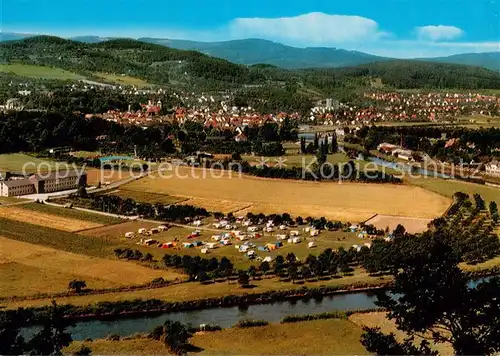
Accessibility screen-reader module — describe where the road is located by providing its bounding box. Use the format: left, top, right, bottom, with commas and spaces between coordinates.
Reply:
44, 201, 222, 232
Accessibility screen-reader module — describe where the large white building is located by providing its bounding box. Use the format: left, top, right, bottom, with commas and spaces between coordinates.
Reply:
0, 170, 87, 197
0, 179, 36, 197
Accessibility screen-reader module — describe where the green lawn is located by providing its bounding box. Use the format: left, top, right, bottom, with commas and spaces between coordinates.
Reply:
0, 218, 119, 259
0, 64, 84, 80
70, 151, 101, 158
156, 227, 369, 270
19, 203, 122, 225
453, 115, 500, 128
6, 271, 390, 309
96, 72, 151, 88
0, 196, 29, 204
0, 153, 57, 173
408, 177, 500, 205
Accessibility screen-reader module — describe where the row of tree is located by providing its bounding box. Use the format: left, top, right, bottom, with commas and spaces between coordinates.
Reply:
84, 194, 209, 222
213, 157, 402, 183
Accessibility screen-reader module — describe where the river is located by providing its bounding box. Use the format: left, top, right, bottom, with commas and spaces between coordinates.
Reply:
29, 291, 379, 340
22, 278, 492, 340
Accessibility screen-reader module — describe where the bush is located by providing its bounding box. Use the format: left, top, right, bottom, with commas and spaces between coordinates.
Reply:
281, 311, 348, 323
106, 333, 120, 341
236, 319, 269, 328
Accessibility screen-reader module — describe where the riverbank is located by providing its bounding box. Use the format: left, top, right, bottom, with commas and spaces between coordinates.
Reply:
9, 281, 392, 327
2, 270, 392, 310
64, 318, 369, 355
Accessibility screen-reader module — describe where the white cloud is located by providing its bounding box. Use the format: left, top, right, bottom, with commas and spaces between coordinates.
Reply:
8, 12, 500, 59
415, 25, 464, 41
227, 12, 387, 45
349, 40, 500, 59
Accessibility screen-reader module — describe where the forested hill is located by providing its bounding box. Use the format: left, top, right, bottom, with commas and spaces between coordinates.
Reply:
1, 36, 500, 92
139, 37, 388, 69
324, 60, 500, 89
0, 36, 264, 89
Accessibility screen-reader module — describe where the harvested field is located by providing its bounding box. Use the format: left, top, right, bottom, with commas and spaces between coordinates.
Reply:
85, 168, 135, 186
65, 337, 166, 355
103, 188, 186, 204
0, 206, 102, 232
190, 319, 368, 355
66, 318, 368, 355
349, 312, 452, 355
364, 214, 432, 234
180, 197, 251, 214
0, 237, 178, 298
122, 167, 451, 221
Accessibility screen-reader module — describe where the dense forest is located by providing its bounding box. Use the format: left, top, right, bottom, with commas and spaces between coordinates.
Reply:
2, 36, 500, 95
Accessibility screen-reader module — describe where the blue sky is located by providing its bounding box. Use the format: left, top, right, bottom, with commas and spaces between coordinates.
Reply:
2, 0, 499, 57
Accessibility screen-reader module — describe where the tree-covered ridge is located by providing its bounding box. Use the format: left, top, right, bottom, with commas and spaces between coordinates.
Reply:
1, 36, 500, 92
311, 60, 500, 89
0, 36, 263, 89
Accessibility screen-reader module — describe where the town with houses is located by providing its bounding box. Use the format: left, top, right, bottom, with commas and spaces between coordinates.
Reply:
1, 4, 500, 353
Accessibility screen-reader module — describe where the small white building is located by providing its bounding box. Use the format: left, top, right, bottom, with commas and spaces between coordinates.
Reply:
485, 160, 500, 177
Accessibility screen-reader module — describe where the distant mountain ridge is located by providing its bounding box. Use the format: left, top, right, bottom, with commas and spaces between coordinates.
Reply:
424, 52, 500, 72
1, 31, 499, 71
138, 37, 389, 69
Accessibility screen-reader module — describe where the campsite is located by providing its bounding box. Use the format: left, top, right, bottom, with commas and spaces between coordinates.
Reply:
81, 215, 374, 268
